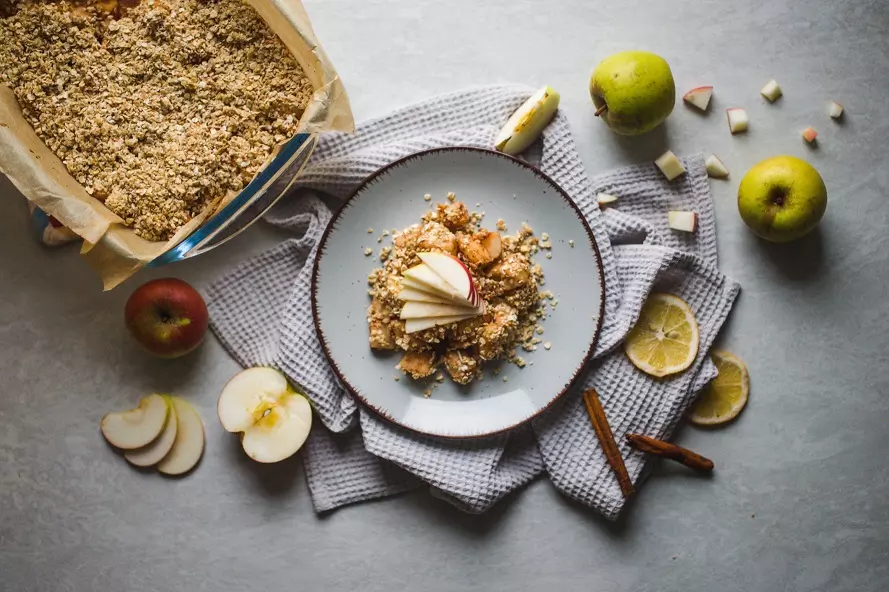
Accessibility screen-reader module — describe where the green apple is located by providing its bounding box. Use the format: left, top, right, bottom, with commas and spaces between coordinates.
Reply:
589, 51, 675, 135
737, 156, 827, 243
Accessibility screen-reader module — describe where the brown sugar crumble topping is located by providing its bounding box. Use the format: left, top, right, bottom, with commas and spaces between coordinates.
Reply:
0, 0, 314, 241
366, 196, 549, 386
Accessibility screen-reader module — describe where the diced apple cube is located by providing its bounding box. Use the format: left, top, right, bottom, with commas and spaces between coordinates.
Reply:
726, 108, 749, 134
682, 86, 713, 111
667, 211, 698, 233
802, 127, 818, 144
654, 151, 686, 181
828, 101, 844, 119
705, 154, 730, 179
761, 79, 782, 102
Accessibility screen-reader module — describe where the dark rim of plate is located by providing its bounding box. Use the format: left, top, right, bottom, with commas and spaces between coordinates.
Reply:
311, 146, 607, 440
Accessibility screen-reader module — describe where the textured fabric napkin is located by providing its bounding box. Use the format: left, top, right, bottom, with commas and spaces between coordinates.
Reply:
207, 85, 740, 519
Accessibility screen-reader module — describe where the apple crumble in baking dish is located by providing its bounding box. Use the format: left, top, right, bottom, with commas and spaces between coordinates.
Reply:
366, 198, 552, 386
0, 0, 314, 241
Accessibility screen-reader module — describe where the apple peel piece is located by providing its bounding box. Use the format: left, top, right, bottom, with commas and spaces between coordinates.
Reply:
156, 397, 204, 475
597, 192, 619, 206
655, 151, 686, 181
124, 395, 178, 467
682, 86, 713, 111
726, 108, 749, 134
495, 86, 561, 156
705, 154, 730, 179
101, 393, 169, 450
802, 127, 818, 144
217, 367, 312, 464
668, 211, 698, 233
828, 101, 844, 119
761, 79, 782, 102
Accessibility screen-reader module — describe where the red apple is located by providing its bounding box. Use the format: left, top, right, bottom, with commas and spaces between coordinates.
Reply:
124, 278, 208, 358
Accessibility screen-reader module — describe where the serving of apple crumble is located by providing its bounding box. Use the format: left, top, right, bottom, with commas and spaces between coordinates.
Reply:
0, 0, 314, 241
366, 198, 550, 386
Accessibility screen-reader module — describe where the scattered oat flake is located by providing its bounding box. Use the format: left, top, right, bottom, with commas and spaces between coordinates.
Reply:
363, 248, 373, 256
424, 194, 432, 201
569, 240, 575, 248
503, 376, 509, 382
367, 228, 374, 233
382, 230, 390, 236
394, 376, 400, 381
545, 253, 552, 259
541, 232, 550, 241
544, 342, 552, 350
496, 219, 507, 231
447, 192, 456, 202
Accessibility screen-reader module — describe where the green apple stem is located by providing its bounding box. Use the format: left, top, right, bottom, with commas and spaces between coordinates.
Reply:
594, 104, 608, 117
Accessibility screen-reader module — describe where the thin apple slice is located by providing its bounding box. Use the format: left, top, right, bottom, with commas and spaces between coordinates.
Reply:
761, 79, 782, 102
726, 108, 749, 134
157, 397, 204, 475
668, 211, 698, 233
403, 264, 470, 304
400, 301, 482, 319
217, 367, 312, 464
397, 287, 456, 304
705, 154, 730, 179
405, 314, 476, 334
124, 395, 178, 467
655, 151, 686, 181
683, 86, 713, 111
417, 252, 481, 308
101, 393, 169, 450
494, 86, 561, 156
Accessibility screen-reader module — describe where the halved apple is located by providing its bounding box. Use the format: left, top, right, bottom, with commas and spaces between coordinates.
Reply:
125, 395, 179, 467
417, 252, 481, 308
400, 301, 482, 319
157, 397, 205, 475
217, 367, 312, 464
494, 86, 561, 156
101, 393, 169, 450
405, 314, 477, 334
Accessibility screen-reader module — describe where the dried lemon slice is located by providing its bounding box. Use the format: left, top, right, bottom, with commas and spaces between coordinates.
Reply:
624, 293, 700, 377
690, 350, 749, 426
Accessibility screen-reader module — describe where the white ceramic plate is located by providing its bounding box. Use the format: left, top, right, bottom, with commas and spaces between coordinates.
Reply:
312, 148, 605, 438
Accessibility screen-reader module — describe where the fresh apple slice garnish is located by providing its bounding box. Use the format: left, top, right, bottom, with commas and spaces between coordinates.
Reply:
397, 287, 458, 305
654, 150, 686, 181
802, 127, 818, 144
417, 252, 480, 307
101, 393, 169, 450
124, 395, 178, 467
760, 79, 782, 102
217, 367, 312, 464
403, 264, 469, 303
405, 314, 477, 334
494, 86, 561, 156
597, 192, 620, 206
705, 154, 730, 179
156, 397, 205, 475
828, 101, 844, 119
668, 211, 698, 233
400, 301, 482, 319
726, 108, 749, 134
682, 86, 712, 111
479, 231, 502, 260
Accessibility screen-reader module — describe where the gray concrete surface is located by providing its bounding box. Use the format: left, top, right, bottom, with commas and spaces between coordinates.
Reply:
2, 0, 888, 590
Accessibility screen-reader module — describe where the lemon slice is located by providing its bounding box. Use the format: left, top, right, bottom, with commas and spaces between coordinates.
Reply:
624, 293, 700, 377
690, 350, 749, 426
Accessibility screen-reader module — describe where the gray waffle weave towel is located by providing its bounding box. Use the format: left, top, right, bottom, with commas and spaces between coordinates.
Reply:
206, 85, 740, 519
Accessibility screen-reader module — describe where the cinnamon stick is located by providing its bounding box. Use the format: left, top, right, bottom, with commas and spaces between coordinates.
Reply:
626, 433, 714, 472
582, 388, 635, 498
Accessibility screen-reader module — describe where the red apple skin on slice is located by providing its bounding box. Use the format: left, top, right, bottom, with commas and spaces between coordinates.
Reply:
417, 252, 477, 303
402, 265, 474, 307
